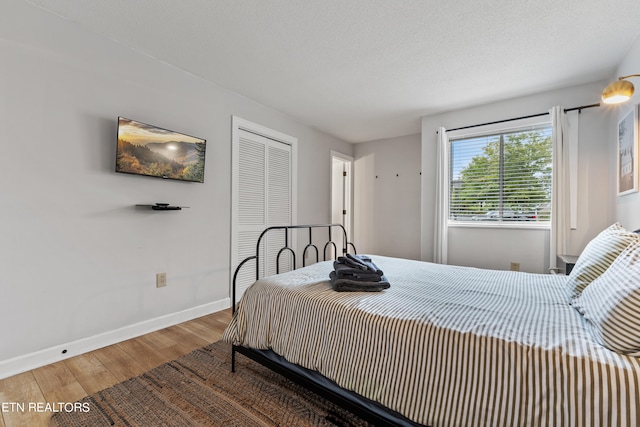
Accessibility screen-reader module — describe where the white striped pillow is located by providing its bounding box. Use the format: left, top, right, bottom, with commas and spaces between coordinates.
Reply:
566, 223, 638, 298
572, 239, 640, 355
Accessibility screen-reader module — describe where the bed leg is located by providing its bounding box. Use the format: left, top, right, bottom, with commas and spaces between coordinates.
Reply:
231, 346, 236, 373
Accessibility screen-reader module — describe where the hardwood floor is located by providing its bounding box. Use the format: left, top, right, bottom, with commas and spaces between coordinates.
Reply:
0, 309, 232, 427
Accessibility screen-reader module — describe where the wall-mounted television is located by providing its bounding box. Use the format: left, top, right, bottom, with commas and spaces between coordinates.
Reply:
116, 117, 206, 183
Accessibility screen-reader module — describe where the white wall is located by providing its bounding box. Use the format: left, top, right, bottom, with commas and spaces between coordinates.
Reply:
354, 134, 421, 259
613, 35, 640, 229
0, 0, 352, 376
421, 82, 615, 272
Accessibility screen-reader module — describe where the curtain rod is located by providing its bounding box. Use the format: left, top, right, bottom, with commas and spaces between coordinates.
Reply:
443, 103, 600, 133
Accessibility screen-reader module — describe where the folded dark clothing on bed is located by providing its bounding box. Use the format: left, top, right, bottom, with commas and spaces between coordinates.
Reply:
329, 271, 390, 292
333, 262, 383, 281
336, 254, 384, 275
336, 255, 368, 270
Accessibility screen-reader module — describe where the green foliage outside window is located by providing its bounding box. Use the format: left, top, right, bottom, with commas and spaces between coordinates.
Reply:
450, 128, 552, 222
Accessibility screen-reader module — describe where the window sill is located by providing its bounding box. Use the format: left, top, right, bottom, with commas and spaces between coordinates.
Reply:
448, 221, 550, 230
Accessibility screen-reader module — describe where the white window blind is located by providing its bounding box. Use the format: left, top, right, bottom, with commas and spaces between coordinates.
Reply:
449, 124, 552, 223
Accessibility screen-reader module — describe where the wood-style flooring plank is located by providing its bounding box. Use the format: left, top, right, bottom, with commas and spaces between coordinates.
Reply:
30, 361, 87, 405
175, 318, 223, 344
161, 325, 211, 353
91, 344, 146, 383
0, 372, 50, 427
210, 310, 233, 328
64, 353, 119, 395
214, 309, 232, 322
0, 371, 35, 392
138, 330, 186, 360
194, 312, 230, 334
116, 336, 173, 371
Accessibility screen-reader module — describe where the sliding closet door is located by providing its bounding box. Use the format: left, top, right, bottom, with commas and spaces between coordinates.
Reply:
232, 120, 296, 301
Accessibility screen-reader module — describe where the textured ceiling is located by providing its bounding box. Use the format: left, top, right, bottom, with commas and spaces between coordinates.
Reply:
24, 0, 640, 142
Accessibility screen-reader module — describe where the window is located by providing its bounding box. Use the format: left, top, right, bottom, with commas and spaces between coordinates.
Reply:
449, 124, 552, 224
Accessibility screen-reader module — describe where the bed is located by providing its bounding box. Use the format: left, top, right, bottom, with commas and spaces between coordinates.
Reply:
223, 224, 640, 427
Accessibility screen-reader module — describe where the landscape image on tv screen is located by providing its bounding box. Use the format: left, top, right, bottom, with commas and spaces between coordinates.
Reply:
116, 117, 206, 183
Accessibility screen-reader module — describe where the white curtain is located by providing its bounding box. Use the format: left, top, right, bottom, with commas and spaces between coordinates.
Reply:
434, 127, 449, 264
567, 111, 580, 230
550, 106, 570, 270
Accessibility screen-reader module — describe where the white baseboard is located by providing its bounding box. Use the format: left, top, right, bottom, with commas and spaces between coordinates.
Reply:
0, 298, 231, 380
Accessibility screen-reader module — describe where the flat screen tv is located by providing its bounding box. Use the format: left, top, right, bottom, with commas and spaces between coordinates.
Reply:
116, 117, 206, 183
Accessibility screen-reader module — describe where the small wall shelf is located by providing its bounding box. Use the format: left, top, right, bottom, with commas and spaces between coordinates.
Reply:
136, 203, 189, 211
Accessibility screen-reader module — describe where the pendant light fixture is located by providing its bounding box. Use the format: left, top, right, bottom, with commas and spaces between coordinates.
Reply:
601, 74, 640, 104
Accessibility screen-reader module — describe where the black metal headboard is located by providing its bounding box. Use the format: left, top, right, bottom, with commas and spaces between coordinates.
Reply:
232, 224, 356, 312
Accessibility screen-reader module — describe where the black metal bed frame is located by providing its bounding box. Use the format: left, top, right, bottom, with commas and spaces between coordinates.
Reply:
231, 223, 356, 311
230, 224, 420, 427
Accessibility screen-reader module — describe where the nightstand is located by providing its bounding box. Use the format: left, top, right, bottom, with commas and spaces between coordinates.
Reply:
558, 254, 579, 275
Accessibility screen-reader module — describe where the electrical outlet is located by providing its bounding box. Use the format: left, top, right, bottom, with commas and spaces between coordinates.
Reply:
510, 262, 520, 272
156, 272, 167, 288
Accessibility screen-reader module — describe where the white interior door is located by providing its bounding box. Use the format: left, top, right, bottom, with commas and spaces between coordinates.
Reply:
331, 152, 353, 258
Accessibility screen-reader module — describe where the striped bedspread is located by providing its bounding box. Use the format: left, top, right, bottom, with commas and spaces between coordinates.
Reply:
223, 256, 640, 426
